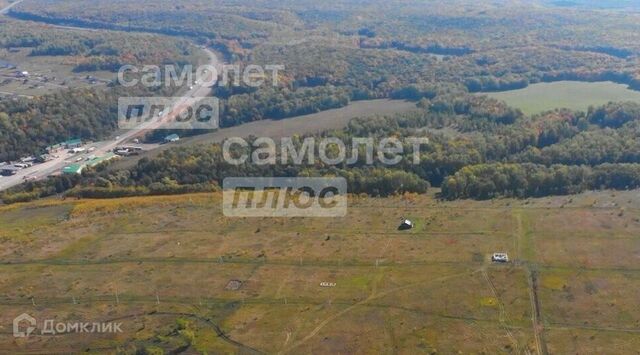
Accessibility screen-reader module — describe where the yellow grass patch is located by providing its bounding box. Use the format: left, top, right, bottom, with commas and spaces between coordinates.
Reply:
479, 296, 499, 307
542, 275, 566, 290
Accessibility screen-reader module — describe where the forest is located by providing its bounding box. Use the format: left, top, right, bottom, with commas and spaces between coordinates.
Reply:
3, 0, 640, 203
0, 82, 183, 162
11, 0, 640, 94
0, 18, 197, 72
5, 99, 640, 203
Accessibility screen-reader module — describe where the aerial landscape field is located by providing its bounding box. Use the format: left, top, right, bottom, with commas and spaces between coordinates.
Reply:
1, 0, 640, 353
1, 190, 639, 353
485, 81, 640, 115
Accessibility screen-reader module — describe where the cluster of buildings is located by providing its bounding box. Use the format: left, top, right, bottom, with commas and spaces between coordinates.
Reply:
0, 156, 40, 176
1, 139, 85, 176
46, 138, 83, 154
61, 153, 118, 175
56, 138, 121, 175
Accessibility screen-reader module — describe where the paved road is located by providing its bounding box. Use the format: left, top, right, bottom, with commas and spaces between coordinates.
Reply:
0, 48, 219, 192
0, 0, 23, 14
0, 1, 221, 192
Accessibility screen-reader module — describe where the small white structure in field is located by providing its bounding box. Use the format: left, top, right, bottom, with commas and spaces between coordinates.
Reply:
398, 219, 414, 231
320, 282, 336, 287
491, 253, 509, 263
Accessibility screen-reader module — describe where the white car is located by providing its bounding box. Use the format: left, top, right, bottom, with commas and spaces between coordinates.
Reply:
491, 253, 509, 263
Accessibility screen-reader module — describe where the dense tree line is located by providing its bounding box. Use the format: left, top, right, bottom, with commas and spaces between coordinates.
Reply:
4, 99, 640, 203
441, 163, 640, 200
4, 97, 640, 202
0, 83, 179, 162
219, 86, 352, 127
0, 19, 196, 72
4, 0, 640, 202
12, 0, 640, 97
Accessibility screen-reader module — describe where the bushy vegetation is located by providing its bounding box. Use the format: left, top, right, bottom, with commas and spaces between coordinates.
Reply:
218, 85, 352, 127
441, 163, 640, 200
17, 100, 634, 202
4, 0, 640, 202
0, 19, 196, 72
12, 0, 640, 94
0, 81, 184, 162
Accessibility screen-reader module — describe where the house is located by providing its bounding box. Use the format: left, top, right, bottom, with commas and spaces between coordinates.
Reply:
1, 165, 20, 176
398, 219, 414, 231
63, 138, 82, 149
164, 134, 180, 143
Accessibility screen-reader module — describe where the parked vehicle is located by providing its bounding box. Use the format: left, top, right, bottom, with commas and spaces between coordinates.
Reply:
491, 253, 509, 263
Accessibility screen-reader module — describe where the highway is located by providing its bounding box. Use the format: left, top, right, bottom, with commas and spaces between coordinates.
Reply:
0, 0, 23, 15
0, 48, 219, 192
0, 0, 221, 192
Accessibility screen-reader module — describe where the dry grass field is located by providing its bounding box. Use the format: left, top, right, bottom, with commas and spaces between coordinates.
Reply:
0, 190, 639, 354
108, 98, 420, 171
0, 47, 113, 97
484, 81, 640, 116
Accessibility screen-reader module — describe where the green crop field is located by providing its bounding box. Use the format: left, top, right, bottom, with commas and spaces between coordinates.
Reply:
484, 81, 640, 115
1, 190, 639, 353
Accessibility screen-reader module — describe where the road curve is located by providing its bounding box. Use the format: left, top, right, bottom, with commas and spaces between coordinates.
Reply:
0, 2, 221, 192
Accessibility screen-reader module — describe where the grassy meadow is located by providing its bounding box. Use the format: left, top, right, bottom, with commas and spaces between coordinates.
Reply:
0, 191, 639, 353
484, 81, 640, 115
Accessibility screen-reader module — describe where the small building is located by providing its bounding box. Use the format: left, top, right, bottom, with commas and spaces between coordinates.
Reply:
62, 164, 84, 175
36, 154, 53, 163
86, 153, 118, 168
164, 134, 180, 143
63, 138, 82, 149
1, 165, 20, 176
398, 219, 414, 231
46, 144, 63, 153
